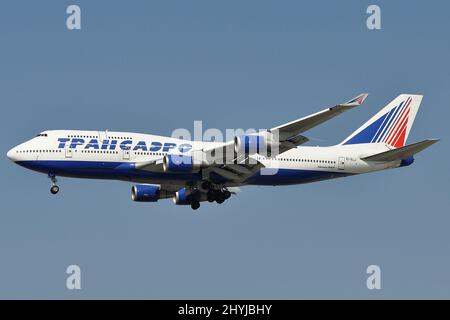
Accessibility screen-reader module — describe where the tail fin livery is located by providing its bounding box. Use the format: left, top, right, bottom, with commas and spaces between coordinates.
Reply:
341, 94, 423, 148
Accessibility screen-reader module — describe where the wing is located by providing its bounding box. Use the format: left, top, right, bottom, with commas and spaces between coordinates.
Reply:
132, 152, 264, 183
133, 93, 368, 183
134, 158, 164, 172
271, 93, 368, 141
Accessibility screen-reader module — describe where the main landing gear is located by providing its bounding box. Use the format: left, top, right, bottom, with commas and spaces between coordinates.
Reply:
207, 189, 231, 204
191, 201, 200, 210
186, 183, 232, 210
49, 174, 60, 195
186, 189, 201, 211
203, 182, 231, 205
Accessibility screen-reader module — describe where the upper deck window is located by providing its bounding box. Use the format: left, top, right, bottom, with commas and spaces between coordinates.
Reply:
36, 133, 48, 137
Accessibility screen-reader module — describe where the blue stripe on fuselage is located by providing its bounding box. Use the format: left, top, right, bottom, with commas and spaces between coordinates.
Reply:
16, 160, 353, 185
246, 169, 353, 185
16, 160, 202, 182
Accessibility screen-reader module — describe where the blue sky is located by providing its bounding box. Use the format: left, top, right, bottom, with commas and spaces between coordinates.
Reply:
0, 0, 449, 299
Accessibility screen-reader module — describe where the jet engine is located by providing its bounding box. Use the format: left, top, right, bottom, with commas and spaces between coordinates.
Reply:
173, 187, 207, 205
163, 152, 210, 173
234, 132, 279, 156
131, 184, 171, 202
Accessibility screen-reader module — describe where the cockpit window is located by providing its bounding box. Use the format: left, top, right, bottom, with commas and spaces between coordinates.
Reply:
36, 133, 48, 137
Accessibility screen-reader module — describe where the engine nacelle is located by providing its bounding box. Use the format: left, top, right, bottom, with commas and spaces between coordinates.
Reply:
234, 132, 279, 156
173, 187, 207, 205
163, 155, 197, 173
163, 153, 209, 173
173, 187, 190, 205
131, 185, 161, 202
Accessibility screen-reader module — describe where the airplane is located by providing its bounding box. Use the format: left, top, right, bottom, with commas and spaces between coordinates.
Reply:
6, 93, 438, 210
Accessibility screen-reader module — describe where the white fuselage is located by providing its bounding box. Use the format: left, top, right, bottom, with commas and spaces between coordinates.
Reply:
7, 130, 402, 187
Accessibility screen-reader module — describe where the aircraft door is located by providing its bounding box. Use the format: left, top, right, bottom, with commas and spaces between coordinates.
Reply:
65, 145, 73, 158
122, 149, 130, 160
338, 157, 345, 170
98, 130, 108, 145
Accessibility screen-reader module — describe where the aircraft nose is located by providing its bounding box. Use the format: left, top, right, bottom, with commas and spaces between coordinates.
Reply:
7, 147, 16, 162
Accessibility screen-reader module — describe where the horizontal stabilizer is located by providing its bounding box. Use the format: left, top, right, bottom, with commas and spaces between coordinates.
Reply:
362, 139, 439, 161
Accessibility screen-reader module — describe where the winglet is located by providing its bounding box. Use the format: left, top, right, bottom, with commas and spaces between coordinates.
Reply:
343, 93, 369, 107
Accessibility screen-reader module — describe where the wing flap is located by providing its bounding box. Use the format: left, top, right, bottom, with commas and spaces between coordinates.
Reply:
210, 167, 242, 181
278, 134, 309, 154
209, 156, 265, 182
134, 158, 164, 172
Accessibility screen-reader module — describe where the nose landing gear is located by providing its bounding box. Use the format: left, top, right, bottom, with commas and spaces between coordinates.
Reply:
48, 174, 59, 195
50, 185, 60, 195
